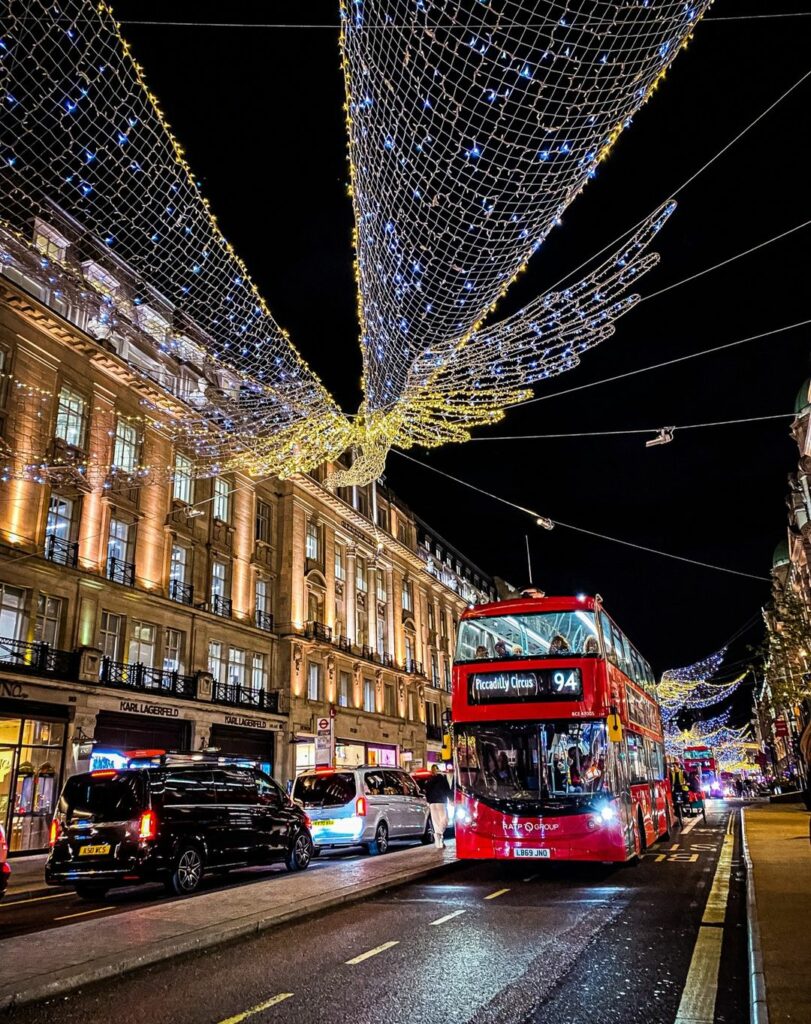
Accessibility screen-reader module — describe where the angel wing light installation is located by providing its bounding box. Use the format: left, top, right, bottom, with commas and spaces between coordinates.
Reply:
0, 1, 712, 488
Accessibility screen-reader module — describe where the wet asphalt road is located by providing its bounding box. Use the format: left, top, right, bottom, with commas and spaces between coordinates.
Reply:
2, 802, 748, 1024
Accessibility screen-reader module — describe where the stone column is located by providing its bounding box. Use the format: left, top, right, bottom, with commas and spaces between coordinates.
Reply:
346, 546, 357, 643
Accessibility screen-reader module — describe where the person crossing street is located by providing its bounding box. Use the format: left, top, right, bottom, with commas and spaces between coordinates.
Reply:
425, 765, 452, 849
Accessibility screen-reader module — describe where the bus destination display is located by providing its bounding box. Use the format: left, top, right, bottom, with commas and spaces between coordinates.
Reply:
468, 668, 582, 704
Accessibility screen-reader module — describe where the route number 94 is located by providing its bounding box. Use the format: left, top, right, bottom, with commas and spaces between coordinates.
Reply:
552, 671, 579, 693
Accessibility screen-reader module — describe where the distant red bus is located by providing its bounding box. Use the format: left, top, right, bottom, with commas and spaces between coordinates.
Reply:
451, 594, 673, 863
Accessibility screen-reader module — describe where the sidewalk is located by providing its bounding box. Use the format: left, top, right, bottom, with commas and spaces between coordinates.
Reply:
0, 842, 457, 1011
3, 854, 52, 902
743, 802, 811, 1024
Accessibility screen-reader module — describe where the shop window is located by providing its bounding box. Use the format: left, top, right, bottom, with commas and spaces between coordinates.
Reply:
0, 583, 27, 641
363, 677, 375, 713
255, 500, 271, 543
112, 418, 139, 473
34, 595, 62, 648
173, 453, 193, 504
5, 714, 66, 852
99, 610, 123, 661
307, 662, 324, 702
163, 628, 184, 674
128, 621, 156, 668
251, 652, 267, 693
384, 682, 396, 717
213, 477, 230, 522
338, 670, 351, 708
208, 640, 224, 683
54, 386, 87, 449
227, 647, 247, 688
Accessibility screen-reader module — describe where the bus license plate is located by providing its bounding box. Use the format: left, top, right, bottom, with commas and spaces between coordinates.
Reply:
515, 848, 551, 858
312, 820, 336, 827
79, 844, 111, 856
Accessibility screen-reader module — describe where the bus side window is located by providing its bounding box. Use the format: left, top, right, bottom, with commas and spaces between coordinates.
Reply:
612, 625, 630, 679
600, 613, 617, 666
626, 733, 648, 784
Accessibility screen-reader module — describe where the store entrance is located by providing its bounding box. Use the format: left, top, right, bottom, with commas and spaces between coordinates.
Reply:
93, 711, 190, 753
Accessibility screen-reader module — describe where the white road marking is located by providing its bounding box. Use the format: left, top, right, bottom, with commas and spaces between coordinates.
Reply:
54, 905, 115, 921
0, 891, 72, 909
522, 874, 538, 882
430, 909, 466, 926
680, 815, 703, 835
217, 993, 294, 1024
345, 940, 399, 965
674, 827, 735, 1023
484, 888, 510, 900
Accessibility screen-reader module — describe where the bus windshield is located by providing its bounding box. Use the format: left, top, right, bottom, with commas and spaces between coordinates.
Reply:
456, 611, 599, 662
455, 720, 612, 810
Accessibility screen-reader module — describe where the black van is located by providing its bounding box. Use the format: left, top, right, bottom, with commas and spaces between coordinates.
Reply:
45, 761, 313, 900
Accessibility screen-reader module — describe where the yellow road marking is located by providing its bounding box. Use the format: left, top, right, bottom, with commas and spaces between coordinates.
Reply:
430, 910, 466, 926
702, 832, 733, 925
345, 940, 399, 965
216, 993, 294, 1024
484, 888, 510, 900
0, 891, 72, 910
54, 905, 115, 921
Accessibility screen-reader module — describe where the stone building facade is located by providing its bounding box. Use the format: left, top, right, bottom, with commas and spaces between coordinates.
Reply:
0, 213, 493, 852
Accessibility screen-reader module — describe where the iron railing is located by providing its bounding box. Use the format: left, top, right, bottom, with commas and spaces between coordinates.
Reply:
306, 620, 332, 642
99, 658, 197, 698
107, 556, 135, 587
0, 637, 76, 677
255, 610, 274, 632
211, 594, 232, 617
211, 682, 279, 712
44, 533, 78, 568
169, 579, 194, 606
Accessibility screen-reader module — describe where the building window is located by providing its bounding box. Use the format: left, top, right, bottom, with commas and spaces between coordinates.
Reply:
356, 606, 368, 647
375, 503, 390, 532
443, 658, 451, 692
401, 579, 413, 613
46, 495, 74, 542
307, 662, 323, 702
376, 616, 386, 657
128, 621, 156, 667
255, 500, 271, 543
356, 555, 368, 593
108, 517, 134, 566
255, 578, 271, 620
0, 584, 26, 642
213, 477, 230, 522
408, 690, 418, 721
33, 219, 69, 262
211, 560, 229, 608
376, 570, 387, 603
99, 611, 123, 661
170, 545, 187, 584
404, 631, 415, 669
227, 647, 247, 688
431, 653, 440, 688
334, 591, 345, 638
173, 453, 193, 504
426, 701, 439, 728
208, 640, 224, 683
334, 544, 345, 581
384, 682, 396, 717
251, 652, 267, 693
112, 419, 139, 473
34, 595, 62, 648
356, 485, 371, 519
54, 387, 87, 448
338, 670, 351, 708
428, 602, 436, 633
163, 629, 184, 674
305, 519, 320, 561
363, 677, 375, 713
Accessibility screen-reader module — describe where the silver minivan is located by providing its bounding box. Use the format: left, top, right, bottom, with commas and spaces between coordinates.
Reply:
292, 766, 432, 855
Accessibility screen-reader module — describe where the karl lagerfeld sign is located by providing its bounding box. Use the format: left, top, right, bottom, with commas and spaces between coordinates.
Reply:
119, 699, 180, 718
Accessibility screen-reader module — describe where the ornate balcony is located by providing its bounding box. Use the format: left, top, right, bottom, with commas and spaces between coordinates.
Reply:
211, 594, 232, 617
211, 682, 279, 713
169, 579, 194, 606
255, 610, 274, 632
306, 620, 332, 643
0, 637, 76, 677
99, 658, 197, 698
44, 533, 78, 568
107, 556, 135, 587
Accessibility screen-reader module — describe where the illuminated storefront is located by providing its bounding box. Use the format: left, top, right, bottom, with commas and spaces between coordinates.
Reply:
294, 735, 399, 775
0, 705, 67, 853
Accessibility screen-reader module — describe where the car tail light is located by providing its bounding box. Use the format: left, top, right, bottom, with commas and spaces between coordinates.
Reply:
355, 796, 368, 817
49, 818, 60, 847
138, 809, 157, 841
2, 862, 10, 877
303, 814, 312, 829
91, 769, 118, 778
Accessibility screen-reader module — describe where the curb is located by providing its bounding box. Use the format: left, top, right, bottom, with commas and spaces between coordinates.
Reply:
0, 856, 461, 1011
1, 885, 63, 905
741, 807, 769, 1024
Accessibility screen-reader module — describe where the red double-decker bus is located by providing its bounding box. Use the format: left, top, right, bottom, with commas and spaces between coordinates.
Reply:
452, 594, 672, 862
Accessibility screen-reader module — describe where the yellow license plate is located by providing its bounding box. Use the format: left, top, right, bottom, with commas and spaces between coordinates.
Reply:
79, 844, 111, 856
312, 819, 336, 827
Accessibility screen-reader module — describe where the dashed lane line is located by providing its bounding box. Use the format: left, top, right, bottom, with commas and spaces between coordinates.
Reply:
216, 993, 294, 1024
484, 888, 510, 900
430, 910, 467, 926
54, 905, 115, 922
0, 891, 73, 909
345, 941, 399, 965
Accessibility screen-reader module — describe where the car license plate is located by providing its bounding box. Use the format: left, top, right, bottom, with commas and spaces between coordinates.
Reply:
312, 820, 336, 827
514, 848, 551, 858
79, 844, 111, 856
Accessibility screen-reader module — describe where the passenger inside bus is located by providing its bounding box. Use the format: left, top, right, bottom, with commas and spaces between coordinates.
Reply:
549, 634, 570, 655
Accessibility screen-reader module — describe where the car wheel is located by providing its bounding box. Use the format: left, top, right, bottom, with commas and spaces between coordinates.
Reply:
168, 846, 204, 895
285, 831, 313, 871
367, 821, 389, 856
74, 883, 110, 901
420, 818, 435, 845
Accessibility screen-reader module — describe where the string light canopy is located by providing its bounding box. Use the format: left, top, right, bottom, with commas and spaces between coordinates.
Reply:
0, 1, 712, 485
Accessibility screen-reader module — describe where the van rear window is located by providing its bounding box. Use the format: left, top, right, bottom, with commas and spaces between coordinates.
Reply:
293, 772, 356, 807
61, 774, 143, 823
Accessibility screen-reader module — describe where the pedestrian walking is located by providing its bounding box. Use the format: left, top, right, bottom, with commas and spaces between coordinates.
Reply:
425, 764, 452, 849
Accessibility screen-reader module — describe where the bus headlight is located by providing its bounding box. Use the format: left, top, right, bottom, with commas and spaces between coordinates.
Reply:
455, 807, 472, 825
597, 803, 616, 822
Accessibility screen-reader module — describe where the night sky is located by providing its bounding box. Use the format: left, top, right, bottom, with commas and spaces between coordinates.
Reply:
109, 1, 810, 689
